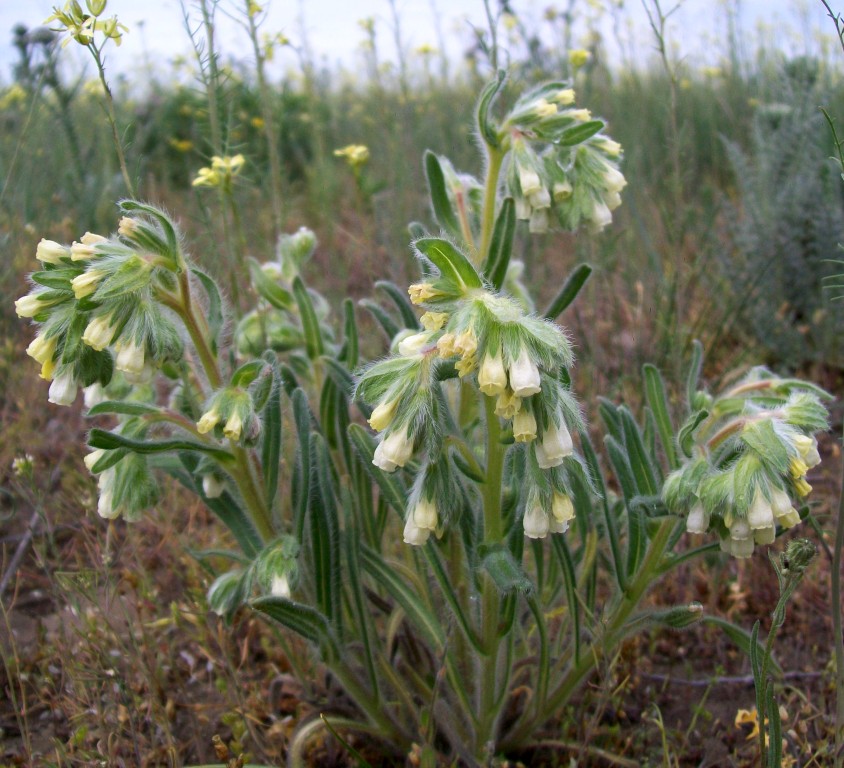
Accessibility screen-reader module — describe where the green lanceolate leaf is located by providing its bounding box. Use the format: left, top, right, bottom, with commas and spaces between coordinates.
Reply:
619, 406, 661, 494
231, 360, 267, 388
483, 197, 516, 290
341, 298, 359, 368
643, 364, 679, 471
376, 280, 421, 330
359, 299, 400, 340
414, 237, 482, 291
424, 151, 461, 239
541, 263, 592, 320
686, 339, 704, 408
360, 547, 444, 649
248, 256, 294, 310
261, 365, 282, 509
87, 401, 163, 417
557, 119, 605, 146
605, 436, 646, 577
477, 70, 506, 148
551, 535, 581, 662
191, 267, 224, 343
89, 428, 233, 461
310, 432, 342, 631
766, 686, 782, 766
480, 545, 535, 595
252, 595, 335, 649
704, 616, 782, 676
679, 409, 710, 458
119, 200, 180, 261
292, 276, 325, 360
291, 388, 313, 541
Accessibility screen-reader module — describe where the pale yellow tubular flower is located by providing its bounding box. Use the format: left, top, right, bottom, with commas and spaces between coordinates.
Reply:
495, 388, 522, 419
114, 339, 145, 375
420, 311, 448, 331
15, 294, 44, 318
36, 238, 69, 264
82, 313, 117, 351
513, 409, 537, 442
70, 232, 107, 261
455, 354, 478, 378
71, 268, 106, 299
223, 411, 244, 441
408, 282, 439, 305
477, 351, 507, 396
197, 407, 221, 434
368, 396, 399, 431
552, 88, 575, 105
436, 332, 457, 357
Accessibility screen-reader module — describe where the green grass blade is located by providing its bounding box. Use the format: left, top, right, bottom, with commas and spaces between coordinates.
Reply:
542, 263, 592, 320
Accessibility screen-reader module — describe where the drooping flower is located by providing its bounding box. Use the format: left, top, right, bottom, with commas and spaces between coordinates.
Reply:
478, 350, 507, 396
368, 396, 399, 432
373, 427, 414, 473
36, 239, 69, 264
523, 501, 550, 539
513, 408, 537, 442
114, 338, 145, 375
82, 313, 118, 351
48, 370, 78, 406
535, 415, 574, 468
508, 347, 541, 397
550, 492, 575, 533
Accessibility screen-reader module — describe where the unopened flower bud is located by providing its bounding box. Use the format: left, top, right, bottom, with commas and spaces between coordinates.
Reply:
36, 239, 69, 264
368, 396, 399, 431
398, 331, 432, 357
71, 268, 105, 299
70, 232, 107, 261
202, 474, 226, 498
15, 294, 45, 318
685, 501, 709, 534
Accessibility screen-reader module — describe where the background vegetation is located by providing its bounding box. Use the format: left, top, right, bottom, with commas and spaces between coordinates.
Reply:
0, 1, 841, 765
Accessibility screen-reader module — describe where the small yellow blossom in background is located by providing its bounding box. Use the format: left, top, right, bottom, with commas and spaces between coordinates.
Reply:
569, 49, 591, 69
415, 43, 436, 56
701, 66, 723, 78
358, 17, 375, 34
502, 13, 518, 31
734, 706, 788, 741
82, 79, 103, 97
250, 116, 265, 129
262, 32, 289, 62
168, 138, 194, 153
334, 144, 370, 170
192, 154, 246, 188
0, 84, 27, 110
247, 1, 263, 16
680, 77, 692, 90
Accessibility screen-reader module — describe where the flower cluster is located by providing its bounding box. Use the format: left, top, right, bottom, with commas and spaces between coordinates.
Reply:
663, 370, 829, 558
499, 83, 626, 234
197, 386, 262, 444
192, 154, 246, 188
356, 238, 585, 542
17, 211, 184, 407
45, 1, 128, 47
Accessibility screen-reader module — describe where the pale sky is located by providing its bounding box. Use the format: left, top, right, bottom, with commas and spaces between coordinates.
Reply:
0, 0, 836, 84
